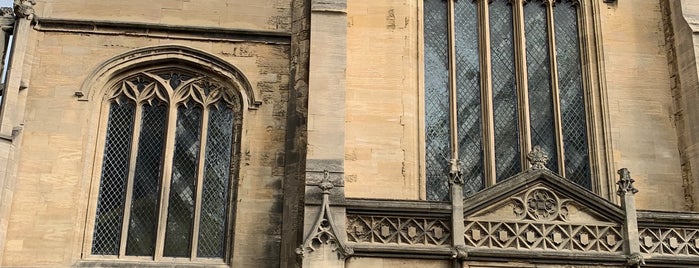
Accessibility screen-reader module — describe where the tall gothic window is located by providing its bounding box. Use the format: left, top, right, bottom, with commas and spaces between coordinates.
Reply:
424, 0, 590, 201
90, 68, 241, 262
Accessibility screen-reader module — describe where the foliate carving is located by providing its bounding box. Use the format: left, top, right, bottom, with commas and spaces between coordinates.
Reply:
627, 253, 645, 267
318, 170, 334, 193
526, 188, 558, 221
13, 0, 35, 20
346, 214, 451, 246
464, 221, 623, 253
639, 227, 699, 256
616, 168, 639, 196
451, 245, 468, 260
512, 198, 526, 220
527, 146, 549, 170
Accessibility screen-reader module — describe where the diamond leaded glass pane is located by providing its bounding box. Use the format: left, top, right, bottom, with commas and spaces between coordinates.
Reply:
164, 102, 202, 257
525, 0, 558, 172
490, 0, 521, 182
125, 100, 167, 256
92, 98, 135, 255
455, 0, 484, 197
197, 104, 234, 258
424, 0, 450, 201
555, 1, 591, 189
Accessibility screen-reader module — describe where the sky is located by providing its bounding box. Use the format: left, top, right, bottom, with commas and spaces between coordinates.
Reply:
0, 0, 10, 8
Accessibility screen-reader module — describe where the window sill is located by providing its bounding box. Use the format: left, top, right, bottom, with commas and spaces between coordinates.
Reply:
75, 260, 229, 268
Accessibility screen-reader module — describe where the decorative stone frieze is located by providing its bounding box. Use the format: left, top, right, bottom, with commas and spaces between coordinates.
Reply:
345, 214, 451, 246
638, 227, 699, 256
463, 221, 623, 253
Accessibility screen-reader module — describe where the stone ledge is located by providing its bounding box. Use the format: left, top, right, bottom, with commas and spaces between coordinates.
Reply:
34, 18, 292, 44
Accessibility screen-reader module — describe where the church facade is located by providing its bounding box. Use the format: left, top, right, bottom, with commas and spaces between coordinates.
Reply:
0, 0, 698, 267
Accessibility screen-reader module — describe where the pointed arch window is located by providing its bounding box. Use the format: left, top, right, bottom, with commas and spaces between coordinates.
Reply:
424, 0, 591, 201
89, 68, 241, 262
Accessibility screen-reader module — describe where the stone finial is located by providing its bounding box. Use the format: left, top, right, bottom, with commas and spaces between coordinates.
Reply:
318, 170, 334, 194
13, 0, 35, 20
616, 168, 639, 196
448, 158, 464, 185
527, 145, 549, 170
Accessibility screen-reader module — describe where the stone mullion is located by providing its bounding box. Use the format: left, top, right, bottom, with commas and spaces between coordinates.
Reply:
154, 100, 178, 261
545, 0, 565, 176
118, 100, 143, 258
447, 0, 460, 165
513, 0, 531, 168
478, 0, 496, 187
190, 103, 209, 261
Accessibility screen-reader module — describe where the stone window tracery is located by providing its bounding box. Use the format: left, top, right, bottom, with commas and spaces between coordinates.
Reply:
89, 67, 241, 262
424, 0, 591, 201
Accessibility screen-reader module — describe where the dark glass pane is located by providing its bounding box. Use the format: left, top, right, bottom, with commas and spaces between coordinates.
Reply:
490, 0, 521, 182
125, 100, 167, 256
424, 0, 450, 201
164, 103, 202, 257
92, 98, 135, 255
555, 1, 591, 189
525, 0, 558, 172
198, 104, 235, 258
455, 0, 484, 197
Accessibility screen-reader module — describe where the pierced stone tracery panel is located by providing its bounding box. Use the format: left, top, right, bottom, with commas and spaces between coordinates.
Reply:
107, 70, 241, 109
346, 214, 451, 246
639, 227, 699, 257
464, 221, 623, 253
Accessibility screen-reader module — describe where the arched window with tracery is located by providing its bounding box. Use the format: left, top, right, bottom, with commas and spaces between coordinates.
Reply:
89, 66, 242, 262
424, 0, 595, 201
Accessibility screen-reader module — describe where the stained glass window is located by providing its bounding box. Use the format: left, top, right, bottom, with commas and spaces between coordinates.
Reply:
92, 69, 240, 260
423, 0, 592, 200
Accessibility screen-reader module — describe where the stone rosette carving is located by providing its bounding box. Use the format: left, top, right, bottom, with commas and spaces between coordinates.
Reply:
526, 188, 559, 221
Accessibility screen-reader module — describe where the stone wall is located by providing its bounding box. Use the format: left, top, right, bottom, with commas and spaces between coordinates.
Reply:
0, 1, 292, 266
35, 0, 291, 32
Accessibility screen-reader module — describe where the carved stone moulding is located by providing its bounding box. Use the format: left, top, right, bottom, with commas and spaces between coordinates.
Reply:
464, 220, 624, 253
639, 227, 699, 257
346, 214, 451, 246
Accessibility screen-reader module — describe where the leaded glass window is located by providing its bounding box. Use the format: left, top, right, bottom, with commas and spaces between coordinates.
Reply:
424, 0, 591, 201
91, 68, 241, 262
